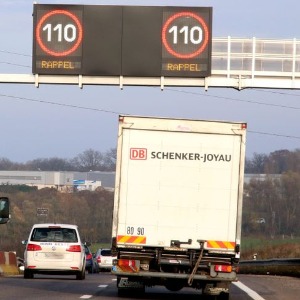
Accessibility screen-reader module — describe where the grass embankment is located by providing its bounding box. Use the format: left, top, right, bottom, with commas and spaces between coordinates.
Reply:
241, 236, 300, 259
239, 236, 300, 277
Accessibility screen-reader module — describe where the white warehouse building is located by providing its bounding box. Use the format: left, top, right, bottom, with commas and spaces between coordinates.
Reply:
0, 171, 116, 192
0, 171, 74, 192
0, 171, 277, 192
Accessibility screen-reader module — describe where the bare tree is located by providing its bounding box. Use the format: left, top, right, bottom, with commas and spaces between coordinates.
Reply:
102, 148, 117, 171
72, 148, 104, 171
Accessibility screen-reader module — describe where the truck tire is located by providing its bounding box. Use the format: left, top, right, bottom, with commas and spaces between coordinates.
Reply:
203, 293, 230, 300
117, 287, 145, 297
219, 292, 230, 300
24, 269, 33, 279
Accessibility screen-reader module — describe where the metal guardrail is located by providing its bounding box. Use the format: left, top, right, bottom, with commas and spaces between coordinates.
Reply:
239, 259, 300, 277
240, 258, 300, 266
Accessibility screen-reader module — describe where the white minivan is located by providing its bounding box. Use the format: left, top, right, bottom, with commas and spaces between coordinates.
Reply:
23, 223, 86, 280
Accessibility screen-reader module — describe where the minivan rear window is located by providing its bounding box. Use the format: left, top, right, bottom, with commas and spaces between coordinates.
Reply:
101, 249, 112, 256
31, 228, 78, 243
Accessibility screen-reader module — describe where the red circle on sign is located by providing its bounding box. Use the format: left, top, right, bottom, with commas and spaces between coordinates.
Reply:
162, 11, 209, 59
36, 10, 83, 57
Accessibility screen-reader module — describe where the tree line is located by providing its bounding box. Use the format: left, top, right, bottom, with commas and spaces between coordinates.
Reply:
0, 148, 117, 172
245, 149, 300, 174
243, 171, 300, 239
1, 148, 299, 174
0, 187, 114, 257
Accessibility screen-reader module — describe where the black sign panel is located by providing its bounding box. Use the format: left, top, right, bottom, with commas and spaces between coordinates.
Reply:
33, 5, 212, 77
162, 8, 211, 77
33, 5, 84, 74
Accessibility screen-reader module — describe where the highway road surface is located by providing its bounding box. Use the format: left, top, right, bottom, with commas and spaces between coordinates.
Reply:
0, 273, 299, 299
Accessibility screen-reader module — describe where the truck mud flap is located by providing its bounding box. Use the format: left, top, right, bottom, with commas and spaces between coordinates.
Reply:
117, 276, 145, 290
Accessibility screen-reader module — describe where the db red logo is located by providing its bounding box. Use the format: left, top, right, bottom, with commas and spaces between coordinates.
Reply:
130, 148, 147, 160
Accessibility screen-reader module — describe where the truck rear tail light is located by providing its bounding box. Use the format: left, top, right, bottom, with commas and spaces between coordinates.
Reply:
26, 244, 42, 251
66, 245, 82, 252
214, 265, 232, 273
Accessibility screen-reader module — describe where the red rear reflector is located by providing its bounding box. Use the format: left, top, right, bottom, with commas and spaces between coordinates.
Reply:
117, 259, 140, 272
66, 245, 82, 252
214, 265, 232, 273
26, 244, 42, 251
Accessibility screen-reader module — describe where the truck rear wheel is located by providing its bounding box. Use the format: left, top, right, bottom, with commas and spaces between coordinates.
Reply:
24, 269, 33, 279
203, 292, 230, 300
117, 287, 145, 297
219, 292, 230, 300
165, 279, 184, 292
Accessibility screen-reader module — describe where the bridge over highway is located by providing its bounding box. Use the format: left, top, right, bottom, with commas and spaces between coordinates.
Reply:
1, 37, 299, 90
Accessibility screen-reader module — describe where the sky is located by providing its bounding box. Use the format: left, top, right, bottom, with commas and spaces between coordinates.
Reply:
1, 0, 300, 162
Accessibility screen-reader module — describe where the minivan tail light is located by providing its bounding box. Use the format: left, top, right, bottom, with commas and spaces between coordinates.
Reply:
66, 245, 82, 252
27, 244, 42, 251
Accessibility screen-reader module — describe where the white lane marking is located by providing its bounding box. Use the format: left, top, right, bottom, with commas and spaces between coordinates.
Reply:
98, 285, 108, 288
233, 281, 266, 300
80, 296, 93, 299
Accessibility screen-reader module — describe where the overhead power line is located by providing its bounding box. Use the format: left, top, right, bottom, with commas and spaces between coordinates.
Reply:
165, 88, 300, 111
0, 61, 30, 68
0, 50, 31, 57
0, 93, 122, 115
0, 92, 300, 141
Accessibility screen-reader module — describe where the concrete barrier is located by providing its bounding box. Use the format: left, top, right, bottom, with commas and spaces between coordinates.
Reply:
0, 251, 19, 276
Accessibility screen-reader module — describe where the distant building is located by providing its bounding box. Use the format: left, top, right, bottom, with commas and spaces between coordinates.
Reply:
243, 174, 281, 184
0, 171, 115, 192
0, 171, 278, 192
73, 171, 115, 190
0, 171, 74, 192
73, 180, 102, 191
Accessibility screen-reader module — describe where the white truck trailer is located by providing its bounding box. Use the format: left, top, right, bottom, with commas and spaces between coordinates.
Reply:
111, 115, 247, 299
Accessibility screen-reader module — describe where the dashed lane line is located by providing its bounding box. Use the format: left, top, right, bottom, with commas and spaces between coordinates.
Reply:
79, 283, 109, 298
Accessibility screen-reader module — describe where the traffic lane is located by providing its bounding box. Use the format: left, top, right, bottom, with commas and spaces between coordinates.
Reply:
1, 272, 294, 300
238, 274, 300, 300
0, 273, 255, 300
0, 273, 114, 300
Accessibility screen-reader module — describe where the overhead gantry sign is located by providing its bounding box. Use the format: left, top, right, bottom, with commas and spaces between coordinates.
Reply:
32, 4, 212, 78
1, 5, 300, 90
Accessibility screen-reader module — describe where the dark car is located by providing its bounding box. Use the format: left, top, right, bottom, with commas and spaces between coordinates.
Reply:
84, 244, 99, 274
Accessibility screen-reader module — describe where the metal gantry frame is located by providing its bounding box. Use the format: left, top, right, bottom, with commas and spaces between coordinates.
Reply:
1, 37, 300, 90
